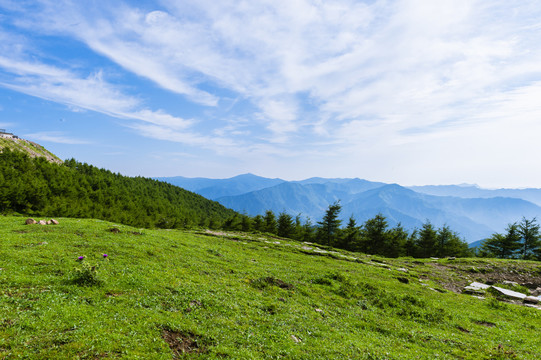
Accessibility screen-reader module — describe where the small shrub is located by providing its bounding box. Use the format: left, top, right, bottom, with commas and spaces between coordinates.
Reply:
70, 261, 101, 286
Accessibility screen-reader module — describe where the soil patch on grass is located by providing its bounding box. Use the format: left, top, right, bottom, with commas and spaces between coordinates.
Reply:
162, 329, 207, 357
428, 262, 541, 293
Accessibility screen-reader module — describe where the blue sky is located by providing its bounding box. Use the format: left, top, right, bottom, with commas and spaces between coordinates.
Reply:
1, 0, 541, 188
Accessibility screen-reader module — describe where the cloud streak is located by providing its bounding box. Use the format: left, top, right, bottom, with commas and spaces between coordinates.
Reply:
1, 0, 541, 185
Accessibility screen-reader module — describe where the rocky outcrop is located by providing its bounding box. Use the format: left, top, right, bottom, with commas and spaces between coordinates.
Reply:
463, 281, 541, 309
25, 218, 59, 225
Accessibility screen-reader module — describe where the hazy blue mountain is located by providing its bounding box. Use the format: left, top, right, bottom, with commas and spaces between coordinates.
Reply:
216, 182, 541, 242
156, 173, 285, 199
341, 185, 495, 240
216, 178, 388, 220
409, 185, 541, 207
469, 239, 486, 249
217, 182, 341, 220
155, 173, 541, 242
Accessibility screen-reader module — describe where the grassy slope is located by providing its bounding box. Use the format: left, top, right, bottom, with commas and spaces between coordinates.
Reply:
1, 216, 540, 359
0, 137, 62, 163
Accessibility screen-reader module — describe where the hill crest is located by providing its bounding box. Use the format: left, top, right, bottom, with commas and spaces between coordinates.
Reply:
0, 133, 62, 164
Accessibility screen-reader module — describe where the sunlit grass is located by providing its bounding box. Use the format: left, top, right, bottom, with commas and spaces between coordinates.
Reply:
1, 216, 540, 359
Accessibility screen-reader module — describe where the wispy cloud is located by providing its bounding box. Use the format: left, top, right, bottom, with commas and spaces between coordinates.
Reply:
21, 0, 539, 139
24, 131, 91, 144
2, 0, 541, 185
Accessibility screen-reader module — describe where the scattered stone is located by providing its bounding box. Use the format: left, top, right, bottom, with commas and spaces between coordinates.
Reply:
50, 219, 59, 225
463, 282, 491, 292
524, 296, 540, 304
313, 249, 328, 254
37, 220, 47, 225
502, 281, 518, 287
25, 218, 37, 225
491, 286, 527, 300
291, 335, 302, 343
278, 298, 286, 302
301, 246, 313, 251
46, 220, 52, 225
315, 308, 324, 315
396, 268, 408, 273
447, 257, 456, 260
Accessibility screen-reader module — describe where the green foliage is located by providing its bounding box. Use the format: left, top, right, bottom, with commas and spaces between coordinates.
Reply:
518, 217, 541, 259
277, 212, 295, 238
482, 223, 523, 259
316, 201, 342, 246
71, 261, 101, 286
263, 210, 277, 234
0, 149, 237, 229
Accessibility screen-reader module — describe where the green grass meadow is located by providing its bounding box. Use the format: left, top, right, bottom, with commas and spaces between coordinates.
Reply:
1, 216, 540, 359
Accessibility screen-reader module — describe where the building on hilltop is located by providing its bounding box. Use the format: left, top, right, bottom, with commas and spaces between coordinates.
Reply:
0, 129, 18, 139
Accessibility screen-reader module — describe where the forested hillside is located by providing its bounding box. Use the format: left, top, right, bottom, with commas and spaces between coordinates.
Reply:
0, 149, 237, 228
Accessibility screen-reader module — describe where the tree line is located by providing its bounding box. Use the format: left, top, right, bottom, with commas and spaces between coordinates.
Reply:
478, 217, 541, 260
3, 149, 539, 260
222, 201, 473, 258
0, 149, 237, 228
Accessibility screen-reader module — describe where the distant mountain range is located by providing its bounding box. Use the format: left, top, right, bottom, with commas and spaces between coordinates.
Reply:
156, 174, 541, 243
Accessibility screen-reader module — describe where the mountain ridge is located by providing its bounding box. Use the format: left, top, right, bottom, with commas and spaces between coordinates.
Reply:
159, 174, 541, 243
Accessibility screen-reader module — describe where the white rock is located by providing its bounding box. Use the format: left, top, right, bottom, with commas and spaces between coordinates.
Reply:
464, 282, 491, 291
491, 286, 527, 300
524, 296, 540, 304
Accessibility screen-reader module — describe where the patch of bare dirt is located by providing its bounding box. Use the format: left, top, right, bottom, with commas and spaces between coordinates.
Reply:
162, 329, 207, 358
428, 262, 541, 293
474, 320, 496, 327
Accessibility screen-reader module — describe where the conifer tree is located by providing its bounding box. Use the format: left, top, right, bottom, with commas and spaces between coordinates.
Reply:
264, 210, 277, 234
316, 201, 342, 246
481, 223, 522, 258
518, 217, 540, 259
277, 211, 295, 238
417, 221, 438, 258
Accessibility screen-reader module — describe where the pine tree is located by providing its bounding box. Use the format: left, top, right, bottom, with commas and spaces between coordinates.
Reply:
417, 221, 438, 258
340, 216, 360, 251
264, 210, 277, 234
385, 223, 408, 258
277, 212, 295, 238
316, 201, 342, 246
518, 217, 541, 259
362, 213, 390, 255
481, 223, 521, 258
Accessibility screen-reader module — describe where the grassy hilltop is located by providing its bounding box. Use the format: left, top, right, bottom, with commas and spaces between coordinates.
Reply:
1, 216, 540, 359
0, 137, 62, 164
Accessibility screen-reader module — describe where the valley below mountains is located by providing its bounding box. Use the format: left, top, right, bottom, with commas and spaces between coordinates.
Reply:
156, 174, 541, 244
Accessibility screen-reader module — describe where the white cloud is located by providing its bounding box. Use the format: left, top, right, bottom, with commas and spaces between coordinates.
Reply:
24, 131, 91, 144
0, 54, 193, 133
3, 0, 541, 185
